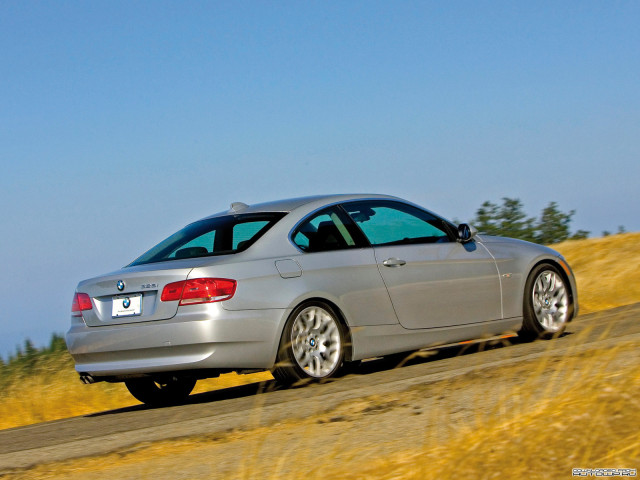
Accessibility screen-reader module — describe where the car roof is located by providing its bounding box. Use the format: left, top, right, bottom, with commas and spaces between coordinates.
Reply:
201, 193, 402, 219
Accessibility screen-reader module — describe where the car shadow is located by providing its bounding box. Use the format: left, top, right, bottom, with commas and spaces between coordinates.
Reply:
86, 380, 281, 416
86, 330, 574, 415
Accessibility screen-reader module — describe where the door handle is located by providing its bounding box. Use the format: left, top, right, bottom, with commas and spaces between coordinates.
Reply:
383, 258, 407, 267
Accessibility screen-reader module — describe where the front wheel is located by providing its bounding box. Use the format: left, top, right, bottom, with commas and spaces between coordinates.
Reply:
519, 263, 572, 341
125, 376, 197, 406
272, 301, 345, 384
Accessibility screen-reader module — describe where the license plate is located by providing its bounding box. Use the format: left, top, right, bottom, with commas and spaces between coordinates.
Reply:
112, 294, 143, 317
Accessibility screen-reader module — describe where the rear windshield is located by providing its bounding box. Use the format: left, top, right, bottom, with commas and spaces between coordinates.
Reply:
129, 212, 286, 266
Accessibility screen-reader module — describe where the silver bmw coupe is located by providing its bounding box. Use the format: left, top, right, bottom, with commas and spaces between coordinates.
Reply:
67, 194, 578, 405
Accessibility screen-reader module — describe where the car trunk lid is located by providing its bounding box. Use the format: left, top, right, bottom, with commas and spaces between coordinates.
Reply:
76, 260, 203, 326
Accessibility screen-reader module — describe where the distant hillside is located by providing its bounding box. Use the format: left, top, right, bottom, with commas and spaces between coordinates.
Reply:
552, 232, 640, 314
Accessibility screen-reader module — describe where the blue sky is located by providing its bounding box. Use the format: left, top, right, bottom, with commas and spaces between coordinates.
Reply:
1, 1, 638, 359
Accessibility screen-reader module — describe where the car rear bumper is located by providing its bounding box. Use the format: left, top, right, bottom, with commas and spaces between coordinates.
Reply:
66, 305, 288, 378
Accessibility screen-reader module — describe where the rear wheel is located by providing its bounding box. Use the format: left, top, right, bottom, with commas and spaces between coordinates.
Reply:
125, 376, 196, 406
272, 301, 345, 384
519, 263, 571, 340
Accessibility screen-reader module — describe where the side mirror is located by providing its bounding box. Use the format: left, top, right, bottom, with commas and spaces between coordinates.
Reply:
457, 223, 478, 243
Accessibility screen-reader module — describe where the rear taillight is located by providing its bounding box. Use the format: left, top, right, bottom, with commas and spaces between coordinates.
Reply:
160, 281, 185, 302
161, 278, 236, 305
72, 292, 92, 316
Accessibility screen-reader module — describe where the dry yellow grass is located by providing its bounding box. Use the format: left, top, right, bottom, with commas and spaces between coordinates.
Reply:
344, 342, 640, 480
552, 232, 640, 314
0, 358, 272, 431
0, 356, 132, 430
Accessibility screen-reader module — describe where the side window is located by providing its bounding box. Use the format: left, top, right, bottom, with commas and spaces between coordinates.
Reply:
292, 207, 362, 252
344, 201, 451, 246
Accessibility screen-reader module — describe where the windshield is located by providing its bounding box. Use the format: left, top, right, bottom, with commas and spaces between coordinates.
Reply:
129, 212, 286, 266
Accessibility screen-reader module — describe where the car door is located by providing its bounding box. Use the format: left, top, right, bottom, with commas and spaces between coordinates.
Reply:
290, 205, 398, 327
342, 200, 502, 329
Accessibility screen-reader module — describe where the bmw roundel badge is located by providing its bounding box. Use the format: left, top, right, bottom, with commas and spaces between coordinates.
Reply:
117, 280, 125, 291
123, 297, 131, 309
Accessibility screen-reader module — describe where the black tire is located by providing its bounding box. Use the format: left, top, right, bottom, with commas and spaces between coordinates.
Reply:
519, 263, 572, 341
272, 301, 346, 384
125, 376, 197, 406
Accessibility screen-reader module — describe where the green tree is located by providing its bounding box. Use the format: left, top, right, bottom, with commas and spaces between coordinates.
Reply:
472, 197, 536, 242
498, 198, 537, 242
22, 339, 38, 372
536, 202, 574, 244
571, 229, 590, 240
24, 339, 37, 357
47, 333, 67, 353
472, 198, 588, 243
473, 201, 502, 236
9, 344, 23, 364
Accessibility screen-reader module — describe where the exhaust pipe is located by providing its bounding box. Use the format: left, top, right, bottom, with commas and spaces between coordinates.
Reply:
79, 373, 96, 384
